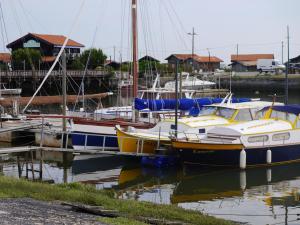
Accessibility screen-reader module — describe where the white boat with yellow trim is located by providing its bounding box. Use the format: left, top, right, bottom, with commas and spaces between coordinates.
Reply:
172, 105, 300, 167
116, 100, 282, 155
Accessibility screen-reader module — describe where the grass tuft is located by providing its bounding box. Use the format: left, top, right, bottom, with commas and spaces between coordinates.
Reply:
0, 176, 233, 225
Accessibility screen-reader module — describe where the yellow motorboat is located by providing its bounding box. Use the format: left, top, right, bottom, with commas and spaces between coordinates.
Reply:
116, 101, 282, 154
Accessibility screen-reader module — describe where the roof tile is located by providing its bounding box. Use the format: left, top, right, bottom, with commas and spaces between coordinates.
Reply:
231, 54, 274, 62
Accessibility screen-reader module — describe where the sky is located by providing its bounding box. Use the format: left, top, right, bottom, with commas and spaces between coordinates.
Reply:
0, 0, 299, 64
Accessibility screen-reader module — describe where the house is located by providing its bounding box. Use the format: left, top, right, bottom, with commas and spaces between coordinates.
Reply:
104, 60, 121, 70
231, 54, 274, 72
0, 53, 11, 70
6, 33, 84, 67
185, 55, 223, 72
139, 55, 160, 63
289, 55, 300, 74
165, 54, 223, 72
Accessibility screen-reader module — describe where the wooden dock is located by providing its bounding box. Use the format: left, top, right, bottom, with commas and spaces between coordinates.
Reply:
0, 146, 164, 157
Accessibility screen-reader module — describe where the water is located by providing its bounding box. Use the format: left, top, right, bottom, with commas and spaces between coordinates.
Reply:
1, 88, 300, 225
1, 151, 300, 225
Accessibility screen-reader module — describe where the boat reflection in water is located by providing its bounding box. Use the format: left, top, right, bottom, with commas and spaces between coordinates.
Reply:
112, 163, 300, 225
2, 151, 300, 224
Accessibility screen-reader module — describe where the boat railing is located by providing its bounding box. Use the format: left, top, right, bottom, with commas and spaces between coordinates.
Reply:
170, 131, 204, 142
55, 130, 158, 155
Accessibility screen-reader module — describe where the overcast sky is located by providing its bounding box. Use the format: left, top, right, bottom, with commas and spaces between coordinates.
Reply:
1, 0, 299, 64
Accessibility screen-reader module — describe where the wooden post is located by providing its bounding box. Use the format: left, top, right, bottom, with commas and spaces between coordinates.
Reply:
39, 117, 44, 179
30, 150, 35, 180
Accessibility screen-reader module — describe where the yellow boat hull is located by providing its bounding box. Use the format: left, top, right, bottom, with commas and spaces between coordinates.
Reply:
172, 140, 244, 151
116, 126, 163, 154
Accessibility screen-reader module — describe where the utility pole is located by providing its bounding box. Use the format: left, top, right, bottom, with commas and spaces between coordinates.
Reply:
207, 48, 211, 72
113, 46, 116, 62
281, 41, 284, 64
236, 44, 239, 60
188, 27, 197, 72
285, 26, 290, 105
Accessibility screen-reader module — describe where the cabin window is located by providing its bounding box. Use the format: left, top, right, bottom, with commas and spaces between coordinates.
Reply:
271, 110, 297, 123
199, 106, 217, 116
287, 113, 297, 124
272, 132, 290, 141
296, 116, 300, 128
248, 135, 269, 143
234, 109, 253, 121
271, 110, 287, 120
255, 109, 267, 119
216, 108, 235, 119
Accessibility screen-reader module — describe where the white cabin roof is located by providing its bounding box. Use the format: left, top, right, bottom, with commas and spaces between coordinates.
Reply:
209, 101, 283, 110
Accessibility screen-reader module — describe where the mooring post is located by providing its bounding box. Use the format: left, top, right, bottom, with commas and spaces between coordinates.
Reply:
25, 152, 29, 178
30, 150, 35, 180
17, 156, 22, 178
39, 117, 44, 179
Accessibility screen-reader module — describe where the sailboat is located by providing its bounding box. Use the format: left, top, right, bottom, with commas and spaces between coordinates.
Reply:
164, 72, 215, 90
70, 0, 153, 151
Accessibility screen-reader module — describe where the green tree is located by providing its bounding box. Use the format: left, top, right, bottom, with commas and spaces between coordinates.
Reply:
80, 48, 107, 70
12, 48, 41, 70
69, 57, 84, 70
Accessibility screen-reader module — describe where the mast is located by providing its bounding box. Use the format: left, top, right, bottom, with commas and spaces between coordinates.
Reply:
62, 50, 67, 132
285, 26, 289, 105
132, 0, 138, 98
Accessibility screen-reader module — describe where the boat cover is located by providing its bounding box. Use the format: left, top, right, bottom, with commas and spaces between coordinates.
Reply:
134, 97, 251, 112
263, 105, 300, 115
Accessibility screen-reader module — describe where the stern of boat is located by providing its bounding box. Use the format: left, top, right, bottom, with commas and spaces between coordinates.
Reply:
116, 125, 157, 154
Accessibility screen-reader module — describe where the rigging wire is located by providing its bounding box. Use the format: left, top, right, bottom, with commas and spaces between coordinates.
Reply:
72, 27, 98, 111
9, 0, 23, 35
161, 0, 188, 49
0, 1, 9, 52
17, 0, 35, 32
22, 0, 87, 113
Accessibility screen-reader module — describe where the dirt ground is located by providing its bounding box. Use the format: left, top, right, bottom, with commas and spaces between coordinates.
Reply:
0, 198, 105, 225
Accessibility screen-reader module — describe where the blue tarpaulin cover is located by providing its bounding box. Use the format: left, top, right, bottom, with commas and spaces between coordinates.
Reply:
262, 105, 300, 115
135, 97, 251, 112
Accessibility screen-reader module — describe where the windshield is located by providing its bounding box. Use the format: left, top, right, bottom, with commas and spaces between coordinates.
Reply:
199, 106, 217, 116
271, 110, 297, 123
255, 108, 269, 119
215, 108, 236, 119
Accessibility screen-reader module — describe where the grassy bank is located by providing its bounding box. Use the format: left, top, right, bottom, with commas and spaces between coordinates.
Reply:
0, 176, 233, 225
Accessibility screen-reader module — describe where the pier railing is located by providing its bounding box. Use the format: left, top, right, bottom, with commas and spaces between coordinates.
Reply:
1, 70, 113, 78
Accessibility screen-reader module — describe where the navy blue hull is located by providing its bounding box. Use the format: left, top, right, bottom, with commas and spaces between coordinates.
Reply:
71, 132, 118, 150
179, 144, 300, 167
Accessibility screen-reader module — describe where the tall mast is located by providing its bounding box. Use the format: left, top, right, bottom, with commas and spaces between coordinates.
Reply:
62, 50, 67, 132
285, 26, 289, 105
132, 0, 138, 97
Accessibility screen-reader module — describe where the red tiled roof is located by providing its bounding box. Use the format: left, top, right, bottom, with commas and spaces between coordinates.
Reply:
231, 54, 274, 62
0, 53, 11, 63
30, 33, 84, 47
166, 54, 223, 63
42, 56, 56, 62
194, 56, 223, 63
166, 54, 199, 61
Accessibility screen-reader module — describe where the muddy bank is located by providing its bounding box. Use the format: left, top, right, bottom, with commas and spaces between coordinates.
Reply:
0, 198, 104, 225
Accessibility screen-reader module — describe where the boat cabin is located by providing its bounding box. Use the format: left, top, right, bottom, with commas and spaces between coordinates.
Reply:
260, 105, 300, 128
199, 101, 283, 123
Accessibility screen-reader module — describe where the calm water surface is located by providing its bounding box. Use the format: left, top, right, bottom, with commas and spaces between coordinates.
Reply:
1, 89, 300, 225
1, 152, 300, 225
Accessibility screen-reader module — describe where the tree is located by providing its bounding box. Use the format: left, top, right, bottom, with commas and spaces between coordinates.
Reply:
80, 48, 107, 70
12, 48, 41, 70
69, 57, 84, 70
